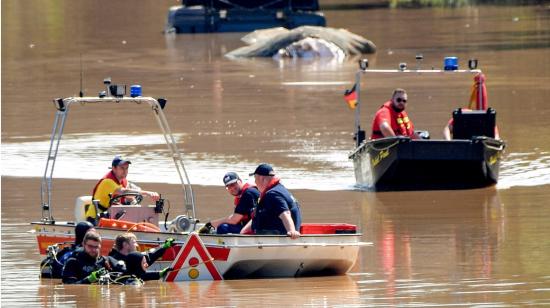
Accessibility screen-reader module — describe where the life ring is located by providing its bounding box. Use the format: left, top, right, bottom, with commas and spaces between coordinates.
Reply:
98, 218, 161, 233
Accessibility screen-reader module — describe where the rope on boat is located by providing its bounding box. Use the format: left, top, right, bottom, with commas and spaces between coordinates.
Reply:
350, 138, 402, 159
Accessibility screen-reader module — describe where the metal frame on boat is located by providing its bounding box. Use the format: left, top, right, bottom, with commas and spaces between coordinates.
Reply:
347, 59, 506, 191
33, 80, 369, 280
40, 95, 196, 225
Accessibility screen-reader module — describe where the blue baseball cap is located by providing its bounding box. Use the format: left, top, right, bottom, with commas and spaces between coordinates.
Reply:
249, 163, 275, 176
223, 172, 240, 186
111, 155, 132, 167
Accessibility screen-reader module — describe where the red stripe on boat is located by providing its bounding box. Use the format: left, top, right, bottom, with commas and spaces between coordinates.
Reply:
207, 247, 231, 261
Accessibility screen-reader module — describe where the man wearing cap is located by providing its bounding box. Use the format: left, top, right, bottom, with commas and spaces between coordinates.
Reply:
85, 155, 160, 224
199, 172, 260, 234
240, 164, 302, 239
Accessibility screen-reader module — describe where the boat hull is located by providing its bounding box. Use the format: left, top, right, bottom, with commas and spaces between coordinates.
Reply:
32, 222, 365, 279
350, 137, 505, 191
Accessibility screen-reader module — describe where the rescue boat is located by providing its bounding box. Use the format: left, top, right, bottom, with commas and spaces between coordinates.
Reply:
32, 79, 368, 280
347, 58, 506, 191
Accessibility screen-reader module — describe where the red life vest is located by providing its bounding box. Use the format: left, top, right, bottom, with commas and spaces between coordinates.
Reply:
233, 182, 256, 223
249, 177, 280, 220
259, 177, 280, 200
371, 101, 415, 139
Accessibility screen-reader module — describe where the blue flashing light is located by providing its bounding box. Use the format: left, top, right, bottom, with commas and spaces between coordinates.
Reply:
444, 57, 458, 71
130, 85, 142, 97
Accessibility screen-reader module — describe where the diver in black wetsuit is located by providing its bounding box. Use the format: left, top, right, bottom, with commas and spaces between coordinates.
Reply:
40, 221, 96, 278
115, 252, 172, 284
62, 231, 122, 284
108, 232, 176, 266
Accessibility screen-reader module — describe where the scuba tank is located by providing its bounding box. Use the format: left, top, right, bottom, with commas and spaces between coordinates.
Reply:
40, 244, 79, 278
41, 221, 96, 278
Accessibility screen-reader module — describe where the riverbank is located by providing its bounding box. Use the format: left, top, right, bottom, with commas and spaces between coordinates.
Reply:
320, 0, 547, 9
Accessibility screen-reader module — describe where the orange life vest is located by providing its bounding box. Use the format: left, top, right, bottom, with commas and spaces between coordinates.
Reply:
371, 101, 414, 139
98, 218, 161, 233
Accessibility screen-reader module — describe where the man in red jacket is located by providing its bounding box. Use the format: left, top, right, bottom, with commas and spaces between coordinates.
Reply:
371, 88, 419, 140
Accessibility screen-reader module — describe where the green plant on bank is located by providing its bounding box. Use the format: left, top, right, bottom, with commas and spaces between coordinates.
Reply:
389, 0, 545, 7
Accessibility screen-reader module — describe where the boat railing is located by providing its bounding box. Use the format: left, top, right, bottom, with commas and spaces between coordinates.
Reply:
355, 69, 481, 74
349, 136, 408, 159
132, 237, 371, 248
40, 96, 196, 225
205, 242, 372, 248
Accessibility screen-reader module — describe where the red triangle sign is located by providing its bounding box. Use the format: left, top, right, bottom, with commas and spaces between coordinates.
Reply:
164, 232, 223, 281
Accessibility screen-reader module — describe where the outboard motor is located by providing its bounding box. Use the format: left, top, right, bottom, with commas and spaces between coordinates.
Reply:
169, 215, 193, 233
74, 196, 92, 222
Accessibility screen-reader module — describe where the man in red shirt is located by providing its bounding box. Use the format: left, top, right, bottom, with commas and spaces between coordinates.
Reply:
371, 88, 418, 140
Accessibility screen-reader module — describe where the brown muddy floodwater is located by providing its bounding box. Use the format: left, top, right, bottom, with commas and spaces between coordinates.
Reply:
2, 1, 550, 306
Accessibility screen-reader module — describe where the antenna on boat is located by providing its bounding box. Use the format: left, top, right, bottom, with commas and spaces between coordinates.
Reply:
79, 53, 84, 97
354, 59, 368, 147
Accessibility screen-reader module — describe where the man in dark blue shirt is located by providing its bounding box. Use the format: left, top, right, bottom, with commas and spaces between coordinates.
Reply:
200, 172, 260, 234
241, 164, 301, 239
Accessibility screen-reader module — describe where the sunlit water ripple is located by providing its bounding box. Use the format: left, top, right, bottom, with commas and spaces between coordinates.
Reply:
2, 134, 549, 190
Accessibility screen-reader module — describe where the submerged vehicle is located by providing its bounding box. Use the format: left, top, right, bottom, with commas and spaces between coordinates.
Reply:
33, 79, 369, 281
166, 0, 326, 33
225, 26, 376, 60
347, 58, 506, 191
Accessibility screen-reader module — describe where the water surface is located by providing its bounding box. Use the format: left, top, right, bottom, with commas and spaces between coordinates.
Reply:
2, 1, 550, 306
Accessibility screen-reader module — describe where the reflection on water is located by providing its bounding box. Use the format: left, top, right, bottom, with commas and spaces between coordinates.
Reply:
9, 273, 362, 307
1, 133, 356, 190
3, 133, 549, 190
498, 151, 550, 189
352, 275, 550, 307
365, 189, 506, 278
356, 188, 550, 305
